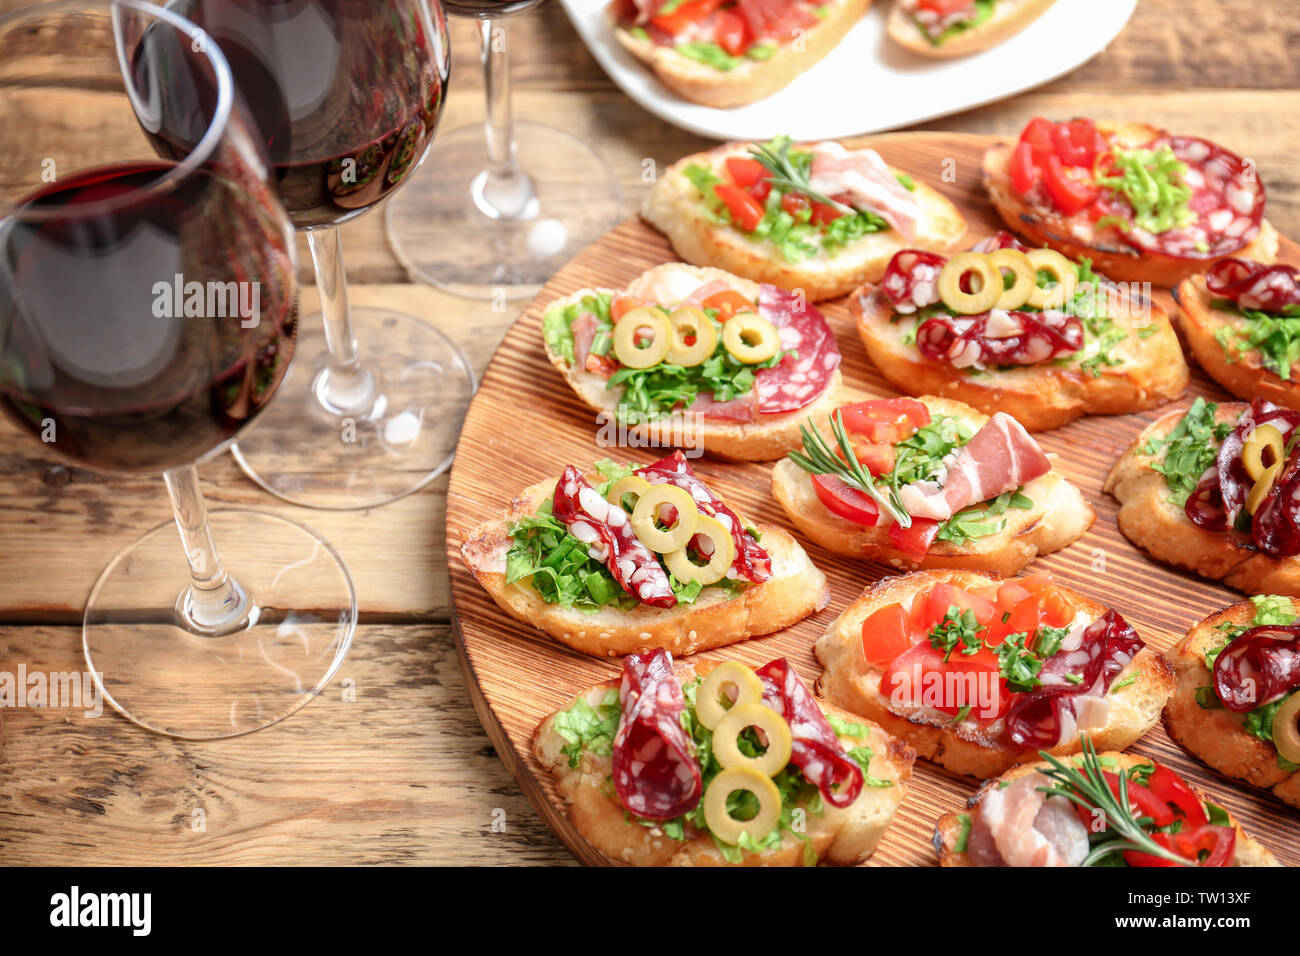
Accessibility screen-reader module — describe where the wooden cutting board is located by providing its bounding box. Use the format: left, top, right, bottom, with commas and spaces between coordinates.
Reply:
444, 131, 1300, 866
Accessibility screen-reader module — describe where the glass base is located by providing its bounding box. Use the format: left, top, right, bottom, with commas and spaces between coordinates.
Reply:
231, 306, 476, 510
384, 120, 624, 300
83, 510, 357, 740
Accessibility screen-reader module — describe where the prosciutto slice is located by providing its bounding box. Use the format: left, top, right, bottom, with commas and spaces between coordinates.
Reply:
808, 142, 920, 240
897, 413, 1051, 522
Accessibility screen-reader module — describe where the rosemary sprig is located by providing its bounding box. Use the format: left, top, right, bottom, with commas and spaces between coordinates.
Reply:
748, 138, 855, 215
789, 410, 911, 527
1033, 736, 1192, 867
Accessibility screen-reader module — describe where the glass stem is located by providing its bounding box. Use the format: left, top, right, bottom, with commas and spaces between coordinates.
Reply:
164, 465, 252, 636
472, 17, 535, 220
307, 225, 376, 415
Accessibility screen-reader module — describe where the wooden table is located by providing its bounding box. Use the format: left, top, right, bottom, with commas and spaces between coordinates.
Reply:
1, 0, 1295, 866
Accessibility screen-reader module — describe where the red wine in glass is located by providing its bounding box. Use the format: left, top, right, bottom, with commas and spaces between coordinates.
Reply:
0, 162, 296, 473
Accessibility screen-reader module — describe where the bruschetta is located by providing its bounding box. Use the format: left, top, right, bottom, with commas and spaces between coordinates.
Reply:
934, 743, 1280, 866
1104, 397, 1300, 595
643, 136, 966, 301
815, 570, 1175, 779
887, 0, 1056, 58
533, 649, 914, 865
541, 263, 843, 461
460, 452, 829, 658
607, 0, 872, 109
851, 231, 1189, 430
1163, 595, 1300, 810
1172, 257, 1300, 410
770, 394, 1094, 574
984, 117, 1278, 287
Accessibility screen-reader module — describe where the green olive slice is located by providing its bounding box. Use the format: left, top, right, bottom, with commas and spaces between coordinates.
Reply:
696, 661, 764, 730
630, 483, 698, 553
721, 313, 781, 364
937, 252, 1001, 315
612, 307, 672, 369
712, 703, 794, 777
666, 307, 718, 367
605, 474, 651, 512
1273, 692, 1300, 765
662, 514, 736, 585
989, 248, 1038, 311
702, 767, 782, 848
1025, 249, 1079, 310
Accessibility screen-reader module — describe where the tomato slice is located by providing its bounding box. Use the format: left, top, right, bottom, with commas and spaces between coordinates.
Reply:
811, 473, 880, 526
889, 517, 939, 564
713, 183, 765, 231
838, 434, 895, 477
810, 200, 844, 226
1146, 765, 1209, 828
861, 604, 919, 667
917, 0, 976, 14
1124, 826, 1235, 868
700, 289, 754, 319
923, 583, 997, 629
724, 156, 766, 188
1009, 140, 1040, 196
780, 191, 811, 219
749, 179, 772, 204
650, 0, 723, 35
838, 398, 931, 443
1043, 154, 1100, 216
1019, 117, 1057, 162
713, 7, 749, 56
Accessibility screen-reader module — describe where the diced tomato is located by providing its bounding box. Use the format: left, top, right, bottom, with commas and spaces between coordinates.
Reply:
724, 156, 766, 188
995, 580, 1033, 614
811, 473, 880, 526
1056, 118, 1108, 168
1009, 140, 1040, 196
1019, 117, 1058, 162
882, 643, 1007, 717
1005, 595, 1043, 645
835, 434, 895, 477
861, 604, 919, 667
1146, 765, 1209, 828
713, 7, 749, 56
780, 191, 810, 219
1043, 154, 1100, 216
700, 289, 754, 319
748, 179, 772, 204
923, 583, 997, 629
1124, 825, 1235, 868
610, 294, 645, 322
713, 183, 765, 231
649, 0, 723, 35
916, 0, 975, 14
810, 200, 844, 226
889, 517, 939, 564
1039, 589, 1075, 628
585, 352, 618, 376
838, 398, 931, 443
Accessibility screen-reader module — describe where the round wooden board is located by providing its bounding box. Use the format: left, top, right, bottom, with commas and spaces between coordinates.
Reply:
445, 131, 1300, 866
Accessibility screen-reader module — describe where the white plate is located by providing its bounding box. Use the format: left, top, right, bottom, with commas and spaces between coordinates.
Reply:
557, 0, 1138, 140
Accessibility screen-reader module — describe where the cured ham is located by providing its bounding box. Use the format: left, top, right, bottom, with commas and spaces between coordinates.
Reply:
808, 142, 920, 240
966, 773, 1090, 867
898, 412, 1051, 522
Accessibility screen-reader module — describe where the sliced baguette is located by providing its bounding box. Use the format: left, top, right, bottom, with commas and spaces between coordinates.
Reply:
815, 570, 1175, 779
1162, 599, 1300, 810
771, 394, 1094, 575
459, 467, 830, 659
611, 0, 872, 109
642, 141, 967, 302
542, 263, 843, 461
886, 0, 1056, 58
934, 751, 1282, 866
983, 123, 1279, 288
1103, 402, 1300, 596
1171, 273, 1300, 411
533, 657, 915, 866
851, 268, 1189, 431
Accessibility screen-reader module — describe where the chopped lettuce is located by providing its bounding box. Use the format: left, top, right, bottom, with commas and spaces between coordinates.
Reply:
1141, 397, 1233, 506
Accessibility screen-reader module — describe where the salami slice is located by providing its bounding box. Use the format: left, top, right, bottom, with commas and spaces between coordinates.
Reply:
1206, 258, 1300, 313
916, 310, 1084, 367
753, 284, 841, 415
612, 649, 703, 820
1006, 611, 1144, 748
635, 451, 771, 583
551, 465, 676, 608
1213, 625, 1300, 712
1121, 136, 1265, 260
881, 249, 945, 312
755, 658, 863, 809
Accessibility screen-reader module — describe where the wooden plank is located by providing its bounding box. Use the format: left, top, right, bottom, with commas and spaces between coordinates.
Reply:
446, 131, 1300, 866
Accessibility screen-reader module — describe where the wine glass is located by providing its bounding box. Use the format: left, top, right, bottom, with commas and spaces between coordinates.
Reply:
169, 0, 474, 510
384, 0, 624, 299
0, 0, 356, 739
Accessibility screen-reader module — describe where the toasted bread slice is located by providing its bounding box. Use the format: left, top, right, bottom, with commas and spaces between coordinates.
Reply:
886, 0, 1056, 58
642, 142, 967, 302
851, 270, 1188, 431
459, 468, 830, 659
1162, 599, 1300, 810
815, 570, 1175, 779
934, 752, 1281, 866
542, 264, 843, 461
612, 0, 872, 109
983, 123, 1279, 288
1171, 274, 1300, 410
1103, 403, 1300, 595
771, 394, 1094, 574
533, 658, 915, 865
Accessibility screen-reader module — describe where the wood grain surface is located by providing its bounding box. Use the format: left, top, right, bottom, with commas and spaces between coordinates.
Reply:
1, 0, 1298, 866
446, 131, 1300, 867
